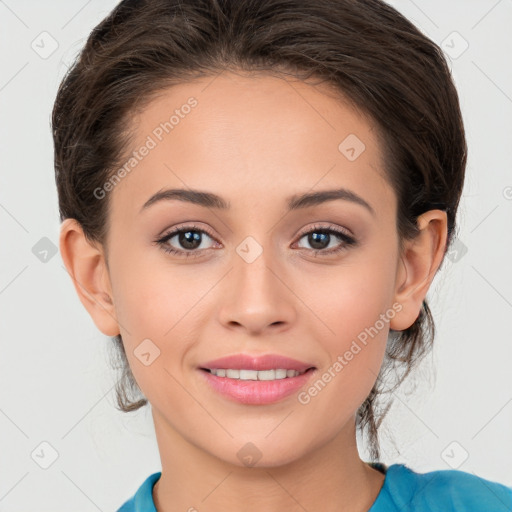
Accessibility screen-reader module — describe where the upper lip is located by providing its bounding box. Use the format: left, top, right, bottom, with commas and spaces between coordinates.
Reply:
200, 354, 315, 372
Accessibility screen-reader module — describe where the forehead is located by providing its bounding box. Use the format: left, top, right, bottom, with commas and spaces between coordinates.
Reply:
111, 71, 394, 218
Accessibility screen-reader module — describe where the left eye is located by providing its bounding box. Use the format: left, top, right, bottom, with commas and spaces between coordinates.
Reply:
294, 226, 356, 255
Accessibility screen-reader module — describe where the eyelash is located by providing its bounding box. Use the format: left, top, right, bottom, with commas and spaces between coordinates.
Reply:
154, 223, 357, 259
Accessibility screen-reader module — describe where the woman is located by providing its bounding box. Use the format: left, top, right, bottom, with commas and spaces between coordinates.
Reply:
53, 0, 512, 510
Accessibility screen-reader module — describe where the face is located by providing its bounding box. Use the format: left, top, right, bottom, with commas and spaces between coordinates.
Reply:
102, 72, 403, 467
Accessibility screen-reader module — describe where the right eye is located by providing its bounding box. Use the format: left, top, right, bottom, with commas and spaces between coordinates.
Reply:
155, 224, 221, 258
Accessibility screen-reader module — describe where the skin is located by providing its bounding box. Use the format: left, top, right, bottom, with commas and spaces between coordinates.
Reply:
60, 71, 447, 512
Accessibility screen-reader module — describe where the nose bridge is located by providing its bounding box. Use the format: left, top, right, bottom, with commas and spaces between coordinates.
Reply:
233, 234, 281, 302
217, 234, 295, 332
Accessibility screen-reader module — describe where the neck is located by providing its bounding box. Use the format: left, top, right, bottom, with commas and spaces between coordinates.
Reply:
151, 409, 385, 512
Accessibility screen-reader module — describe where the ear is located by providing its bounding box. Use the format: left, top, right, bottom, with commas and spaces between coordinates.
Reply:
59, 218, 120, 336
390, 209, 448, 331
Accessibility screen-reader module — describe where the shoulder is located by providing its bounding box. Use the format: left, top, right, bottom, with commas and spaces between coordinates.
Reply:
116, 472, 161, 512
379, 463, 512, 512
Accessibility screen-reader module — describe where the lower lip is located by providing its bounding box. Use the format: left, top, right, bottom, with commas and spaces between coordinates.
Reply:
198, 368, 316, 405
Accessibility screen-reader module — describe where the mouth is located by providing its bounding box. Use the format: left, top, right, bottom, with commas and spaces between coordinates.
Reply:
197, 353, 317, 404
198, 366, 317, 405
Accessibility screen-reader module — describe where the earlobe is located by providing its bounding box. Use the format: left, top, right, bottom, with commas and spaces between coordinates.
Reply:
390, 210, 448, 331
59, 218, 120, 336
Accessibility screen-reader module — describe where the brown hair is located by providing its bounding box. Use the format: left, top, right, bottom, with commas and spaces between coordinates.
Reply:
52, 0, 467, 461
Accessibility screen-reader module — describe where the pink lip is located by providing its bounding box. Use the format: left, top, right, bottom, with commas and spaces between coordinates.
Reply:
197, 353, 317, 405
198, 367, 317, 405
199, 353, 315, 372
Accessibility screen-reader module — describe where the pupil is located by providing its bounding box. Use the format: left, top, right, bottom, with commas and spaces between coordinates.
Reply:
309, 231, 329, 250
180, 231, 201, 250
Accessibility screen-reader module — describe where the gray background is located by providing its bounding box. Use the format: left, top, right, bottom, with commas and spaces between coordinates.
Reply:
1, 0, 511, 510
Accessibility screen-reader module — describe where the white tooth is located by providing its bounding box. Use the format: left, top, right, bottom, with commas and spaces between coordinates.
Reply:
210, 368, 305, 379
275, 369, 287, 379
257, 369, 276, 381
226, 369, 240, 378
239, 369, 259, 380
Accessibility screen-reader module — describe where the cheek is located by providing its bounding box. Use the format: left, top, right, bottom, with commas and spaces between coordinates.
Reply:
311, 257, 396, 336
109, 262, 204, 404
110, 251, 215, 359
114, 272, 192, 335
297, 269, 393, 422
304, 253, 397, 384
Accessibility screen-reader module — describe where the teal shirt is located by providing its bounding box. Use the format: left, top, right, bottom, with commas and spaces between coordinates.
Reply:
117, 462, 512, 511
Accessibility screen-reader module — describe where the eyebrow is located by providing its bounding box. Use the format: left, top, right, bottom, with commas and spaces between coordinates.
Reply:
141, 187, 375, 216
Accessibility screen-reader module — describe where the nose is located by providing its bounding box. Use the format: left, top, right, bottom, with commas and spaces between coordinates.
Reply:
217, 243, 296, 335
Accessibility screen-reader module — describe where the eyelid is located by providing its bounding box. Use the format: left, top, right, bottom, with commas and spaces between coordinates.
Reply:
157, 221, 217, 240
156, 222, 220, 247
295, 222, 354, 240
